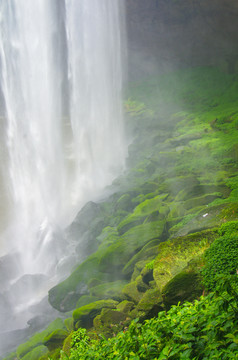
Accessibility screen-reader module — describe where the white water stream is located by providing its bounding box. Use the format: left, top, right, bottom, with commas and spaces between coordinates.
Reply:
0, 0, 125, 342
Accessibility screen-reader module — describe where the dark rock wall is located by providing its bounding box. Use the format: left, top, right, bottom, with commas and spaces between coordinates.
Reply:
126, 0, 238, 79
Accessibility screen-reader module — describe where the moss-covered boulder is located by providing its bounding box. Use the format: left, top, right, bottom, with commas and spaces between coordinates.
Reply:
153, 229, 217, 291
93, 308, 127, 338
48, 256, 114, 311
21, 346, 48, 360
89, 280, 128, 301
62, 333, 73, 356
39, 348, 61, 360
16, 318, 66, 359
162, 271, 203, 310
116, 300, 135, 314
130, 288, 164, 321
122, 280, 144, 304
169, 202, 238, 237
98, 220, 165, 272
122, 239, 160, 276
117, 194, 169, 234
43, 329, 68, 351
75, 295, 101, 308
73, 299, 118, 329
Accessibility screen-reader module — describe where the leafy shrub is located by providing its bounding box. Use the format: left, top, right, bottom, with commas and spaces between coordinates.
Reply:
201, 234, 238, 290
60, 286, 238, 360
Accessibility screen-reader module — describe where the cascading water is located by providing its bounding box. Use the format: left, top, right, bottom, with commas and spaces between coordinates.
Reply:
0, 0, 125, 351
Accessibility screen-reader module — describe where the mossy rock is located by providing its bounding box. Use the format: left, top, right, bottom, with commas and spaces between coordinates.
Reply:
98, 220, 165, 272
131, 259, 154, 281
122, 239, 160, 276
175, 184, 230, 202
73, 299, 118, 329
39, 348, 61, 360
43, 329, 69, 351
48, 255, 114, 311
76, 295, 101, 308
116, 300, 135, 314
183, 194, 222, 211
93, 308, 127, 338
97, 308, 127, 324
122, 280, 144, 304
169, 203, 228, 237
163, 176, 200, 197
162, 271, 203, 310
21, 346, 48, 360
153, 229, 217, 292
117, 194, 169, 235
16, 318, 65, 359
130, 288, 163, 321
62, 333, 73, 356
89, 280, 128, 301
64, 317, 74, 332
116, 194, 134, 212
48, 256, 99, 311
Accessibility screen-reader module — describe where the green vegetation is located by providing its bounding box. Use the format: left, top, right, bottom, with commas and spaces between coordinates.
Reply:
4, 66, 238, 360
201, 222, 238, 290
60, 282, 238, 359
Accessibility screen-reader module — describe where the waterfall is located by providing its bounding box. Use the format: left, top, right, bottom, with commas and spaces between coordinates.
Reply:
0, 0, 125, 339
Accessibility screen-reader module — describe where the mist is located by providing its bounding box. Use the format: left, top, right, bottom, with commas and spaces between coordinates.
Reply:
0, 0, 238, 358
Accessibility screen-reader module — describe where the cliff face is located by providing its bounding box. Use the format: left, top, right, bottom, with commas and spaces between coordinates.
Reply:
126, 0, 238, 79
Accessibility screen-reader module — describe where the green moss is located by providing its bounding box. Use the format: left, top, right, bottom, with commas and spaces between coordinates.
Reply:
122, 239, 160, 276
62, 333, 73, 356
89, 280, 128, 300
48, 256, 99, 311
117, 194, 169, 234
16, 318, 65, 359
21, 346, 48, 360
153, 229, 217, 291
64, 317, 74, 332
130, 287, 164, 320
76, 295, 101, 308
98, 221, 165, 272
73, 299, 118, 329
93, 309, 127, 338
39, 348, 61, 360
43, 329, 68, 351
162, 271, 203, 310
122, 280, 144, 304
116, 300, 135, 314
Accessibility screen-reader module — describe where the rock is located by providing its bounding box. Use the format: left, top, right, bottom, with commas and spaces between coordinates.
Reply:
98, 220, 165, 272
122, 239, 160, 276
130, 288, 163, 320
162, 271, 203, 310
43, 329, 68, 351
21, 345, 48, 360
89, 280, 128, 301
66, 201, 106, 257
117, 300, 135, 314
153, 229, 217, 292
122, 281, 144, 304
73, 299, 118, 329
93, 308, 127, 338
16, 318, 65, 359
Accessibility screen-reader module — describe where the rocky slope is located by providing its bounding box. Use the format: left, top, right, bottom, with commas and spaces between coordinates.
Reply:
4, 65, 238, 360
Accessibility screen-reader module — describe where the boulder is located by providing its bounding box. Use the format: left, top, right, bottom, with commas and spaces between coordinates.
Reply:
73, 299, 118, 329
